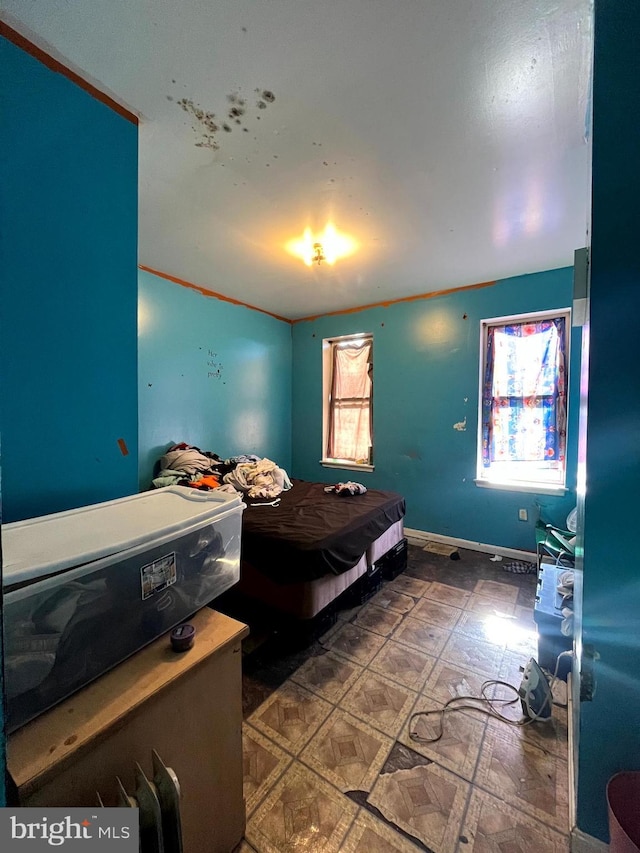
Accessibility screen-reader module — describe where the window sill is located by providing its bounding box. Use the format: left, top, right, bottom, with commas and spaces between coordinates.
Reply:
320, 459, 374, 473
474, 478, 568, 496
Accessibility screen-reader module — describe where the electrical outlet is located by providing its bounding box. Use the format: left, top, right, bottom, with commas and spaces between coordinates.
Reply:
518, 508, 528, 521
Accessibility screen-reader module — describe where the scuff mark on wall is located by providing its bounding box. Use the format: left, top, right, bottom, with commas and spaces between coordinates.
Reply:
453, 417, 467, 431
404, 449, 422, 460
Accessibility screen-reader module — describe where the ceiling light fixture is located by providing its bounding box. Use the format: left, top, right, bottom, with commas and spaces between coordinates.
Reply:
286, 223, 358, 267
312, 242, 325, 265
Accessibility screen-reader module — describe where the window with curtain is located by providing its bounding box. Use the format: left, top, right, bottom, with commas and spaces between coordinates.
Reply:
323, 334, 373, 467
478, 311, 569, 490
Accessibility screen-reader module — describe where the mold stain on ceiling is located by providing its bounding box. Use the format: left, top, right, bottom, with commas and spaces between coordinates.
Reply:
171, 88, 276, 151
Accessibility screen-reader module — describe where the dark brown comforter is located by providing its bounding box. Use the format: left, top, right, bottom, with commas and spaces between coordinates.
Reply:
241, 479, 405, 583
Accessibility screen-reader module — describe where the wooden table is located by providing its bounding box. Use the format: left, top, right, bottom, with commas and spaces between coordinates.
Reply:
8, 608, 249, 853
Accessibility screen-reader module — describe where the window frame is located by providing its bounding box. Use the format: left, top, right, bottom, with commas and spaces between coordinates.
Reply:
475, 308, 570, 495
320, 332, 374, 472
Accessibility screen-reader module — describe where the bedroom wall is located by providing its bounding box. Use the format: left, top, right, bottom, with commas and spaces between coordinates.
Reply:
291, 266, 580, 553
0, 33, 139, 523
575, 0, 640, 841
138, 269, 292, 489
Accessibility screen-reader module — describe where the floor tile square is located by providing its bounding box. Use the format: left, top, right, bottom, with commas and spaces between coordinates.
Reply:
498, 647, 530, 677
340, 670, 417, 737
367, 760, 470, 853
300, 708, 393, 793
423, 660, 496, 708
245, 761, 358, 853
388, 575, 432, 598
514, 604, 538, 630
488, 652, 530, 721
498, 706, 569, 762
392, 616, 451, 656
497, 650, 530, 685
411, 598, 462, 631
516, 586, 538, 609
475, 722, 569, 832
423, 581, 471, 609
454, 609, 509, 647
399, 693, 487, 781
248, 681, 333, 755
353, 603, 405, 637
242, 723, 292, 816
473, 579, 520, 604
502, 606, 540, 656
291, 650, 363, 703
504, 627, 539, 658
369, 639, 436, 691
370, 587, 418, 615
321, 621, 387, 665
464, 593, 516, 617
440, 633, 504, 677
460, 787, 570, 851
341, 807, 424, 852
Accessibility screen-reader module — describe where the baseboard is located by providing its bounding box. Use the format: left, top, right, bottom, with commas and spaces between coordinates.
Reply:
571, 828, 609, 852
404, 527, 536, 564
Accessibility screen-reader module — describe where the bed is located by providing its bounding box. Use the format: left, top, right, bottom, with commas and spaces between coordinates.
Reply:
147, 446, 407, 627
235, 479, 406, 621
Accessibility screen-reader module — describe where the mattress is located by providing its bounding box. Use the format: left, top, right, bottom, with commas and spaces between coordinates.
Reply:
239, 554, 369, 620
241, 478, 405, 584
367, 519, 405, 566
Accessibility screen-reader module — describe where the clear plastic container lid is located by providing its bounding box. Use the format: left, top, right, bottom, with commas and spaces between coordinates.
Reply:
2, 486, 243, 585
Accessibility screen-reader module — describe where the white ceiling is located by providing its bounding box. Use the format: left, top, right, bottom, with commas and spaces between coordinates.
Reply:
3, 0, 592, 320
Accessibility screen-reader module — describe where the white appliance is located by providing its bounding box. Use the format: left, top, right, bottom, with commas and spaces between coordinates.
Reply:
2, 486, 244, 731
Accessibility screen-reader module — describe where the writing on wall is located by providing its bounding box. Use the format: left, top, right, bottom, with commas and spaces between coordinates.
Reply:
206, 349, 223, 380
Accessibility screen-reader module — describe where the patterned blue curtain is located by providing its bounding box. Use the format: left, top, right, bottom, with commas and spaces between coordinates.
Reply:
482, 318, 567, 469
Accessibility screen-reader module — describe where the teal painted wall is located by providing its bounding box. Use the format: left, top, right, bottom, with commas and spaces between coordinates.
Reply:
576, 0, 640, 841
138, 270, 292, 488
292, 267, 580, 552
0, 36, 139, 523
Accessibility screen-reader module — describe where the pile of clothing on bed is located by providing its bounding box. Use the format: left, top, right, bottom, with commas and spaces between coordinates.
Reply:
151, 443, 292, 500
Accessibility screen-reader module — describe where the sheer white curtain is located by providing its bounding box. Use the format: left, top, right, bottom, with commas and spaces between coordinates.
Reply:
327, 340, 372, 462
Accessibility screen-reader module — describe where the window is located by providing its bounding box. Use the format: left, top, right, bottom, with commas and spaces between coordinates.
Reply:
477, 310, 569, 492
322, 333, 373, 470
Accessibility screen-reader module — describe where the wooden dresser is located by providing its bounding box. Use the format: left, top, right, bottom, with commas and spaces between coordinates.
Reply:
8, 608, 249, 853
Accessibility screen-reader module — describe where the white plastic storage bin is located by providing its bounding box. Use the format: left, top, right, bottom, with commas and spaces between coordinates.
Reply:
2, 486, 244, 732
